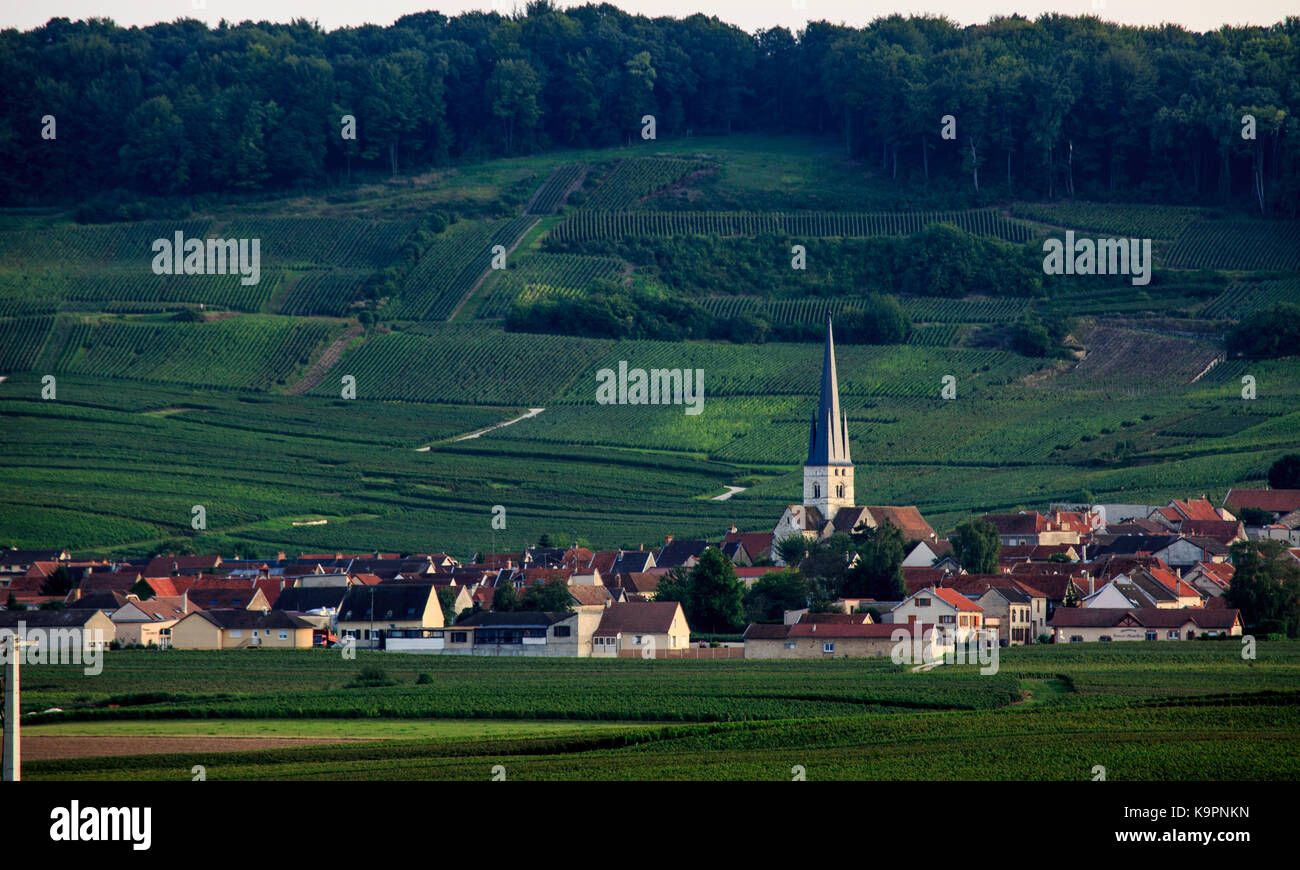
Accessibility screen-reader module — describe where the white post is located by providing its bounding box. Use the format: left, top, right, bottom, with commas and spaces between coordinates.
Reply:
2, 636, 18, 781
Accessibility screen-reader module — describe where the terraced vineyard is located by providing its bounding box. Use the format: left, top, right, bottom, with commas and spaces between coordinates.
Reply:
899, 296, 1031, 323
398, 217, 536, 320
552, 208, 1038, 242
1163, 219, 1300, 270
527, 163, 586, 214
477, 253, 625, 318
581, 157, 708, 209
697, 297, 854, 324
1011, 201, 1203, 239
306, 324, 614, 405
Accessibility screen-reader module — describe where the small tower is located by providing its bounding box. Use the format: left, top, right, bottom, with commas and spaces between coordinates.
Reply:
804, 317, 854, 520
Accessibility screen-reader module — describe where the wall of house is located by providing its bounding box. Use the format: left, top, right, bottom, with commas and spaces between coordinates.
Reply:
170, 617, 222, 649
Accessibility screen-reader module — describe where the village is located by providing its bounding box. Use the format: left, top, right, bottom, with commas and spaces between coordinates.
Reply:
2, 319, 1295, 662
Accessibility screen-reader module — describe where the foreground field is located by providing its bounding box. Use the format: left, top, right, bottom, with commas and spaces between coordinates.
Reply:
14, 645, 1300, 781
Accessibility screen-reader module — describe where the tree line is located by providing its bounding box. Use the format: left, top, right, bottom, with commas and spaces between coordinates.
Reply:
3, 6, 1297, 212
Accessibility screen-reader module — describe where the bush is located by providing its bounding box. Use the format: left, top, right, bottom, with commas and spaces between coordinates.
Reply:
1037, 634, 1053, 645
347, 666, 395, 688
415, 673, 433, 685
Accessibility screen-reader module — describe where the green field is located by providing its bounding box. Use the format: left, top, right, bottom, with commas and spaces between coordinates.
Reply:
1, 134, 1298, 555
14, 645, 1300, 781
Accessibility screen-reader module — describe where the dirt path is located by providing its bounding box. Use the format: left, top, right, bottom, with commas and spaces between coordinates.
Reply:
23, 735, 375, 761
445, 217, 539, 322
284, 324, 363, 396
414, 407, 545, 449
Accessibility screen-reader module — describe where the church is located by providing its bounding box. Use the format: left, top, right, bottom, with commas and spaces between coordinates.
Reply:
772, 318, 936, 559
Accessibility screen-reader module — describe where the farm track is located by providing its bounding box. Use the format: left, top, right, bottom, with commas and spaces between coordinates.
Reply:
445, 217, 539, 322
283, 323, 363, 396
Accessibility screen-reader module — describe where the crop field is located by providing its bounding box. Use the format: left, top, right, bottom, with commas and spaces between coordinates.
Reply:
13, 645, 1300, 781
526, 163, 586, 214
1200, 278, 1300, 319
304, 324, 613, 405
397, 216, 536, 320
273, 270, 370, 317
579, 157, 708, 209
1162, 219, 1300, 270
550, 208, 1038, 242
221, 218, 417, 269
1010, 201, 1204, 240
476, 253, 625, 318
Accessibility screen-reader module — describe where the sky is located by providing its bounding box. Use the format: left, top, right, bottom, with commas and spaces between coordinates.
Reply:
0, 0, 1293, 35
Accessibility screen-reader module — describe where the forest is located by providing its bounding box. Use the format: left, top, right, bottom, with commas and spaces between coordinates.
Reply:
2, 4, 1297, 213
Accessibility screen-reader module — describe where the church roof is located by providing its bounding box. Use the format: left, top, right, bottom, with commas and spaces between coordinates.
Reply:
806, 317, 851, 467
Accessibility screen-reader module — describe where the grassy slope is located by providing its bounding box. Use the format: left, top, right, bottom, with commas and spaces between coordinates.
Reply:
1, 134, 1298, 554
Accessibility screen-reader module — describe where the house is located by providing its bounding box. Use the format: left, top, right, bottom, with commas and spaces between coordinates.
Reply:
902, 539, 954, 568
272, 586, 350, 618
336, 583, 444, 649
890, 586, 984, 642
1171, 520, 1247, 547
718, 539, 752, 566
1183, 561, 1235, 597
1049, 607, 1242, 642
723, 530, 774, 563
1148, 498, 1227, 529
0, 548, 69, 575
0, 608, 116, 652
1223, 489, 1300, 526
655, 538, 711, 570
110, 595, 195, 647
449, 611, 585, 656
143, 554, 222, 577
606, 572, 660, 599
936, 575, 1050, 640
170, 609, 314, 649
975, 585, 1034, 645
592, 601, 690, 657
189, 585, 272, 611
981, 512, 1081, 547
743, 621, 948, 660
1084, 573, 1180, 610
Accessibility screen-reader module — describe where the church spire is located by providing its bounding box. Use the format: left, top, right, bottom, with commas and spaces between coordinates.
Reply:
806, 316, 851, 466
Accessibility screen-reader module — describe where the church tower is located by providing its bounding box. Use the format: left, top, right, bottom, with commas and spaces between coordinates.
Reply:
804, 317, 854, 520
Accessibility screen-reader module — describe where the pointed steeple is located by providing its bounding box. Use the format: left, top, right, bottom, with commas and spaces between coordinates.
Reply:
806, 316, 851, 466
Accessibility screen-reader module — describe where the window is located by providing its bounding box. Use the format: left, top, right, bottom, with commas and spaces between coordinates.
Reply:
553, 625, 571, 638
1099, 635, 1112, 642
230, 630, 243, 637
783, 641, 796, 650
278, 631, 288, 640
917, 598, 931, 607
1069, 635, 1083, 643
939, 614, 955, 624
451, 632, 467, 643
813, 483, 820, 498
823, 642, 835, 654
1167, 630, 1180, 640
1145, 631, 1158, 641
634, 635, 644, 645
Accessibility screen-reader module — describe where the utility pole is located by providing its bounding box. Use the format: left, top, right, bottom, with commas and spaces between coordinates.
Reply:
3, 636, 19, 781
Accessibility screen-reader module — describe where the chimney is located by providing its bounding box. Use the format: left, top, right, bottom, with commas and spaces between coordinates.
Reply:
182, 589, 189, 612
664, 535, 673, 547
811, 623, 817, 633
1088, 577, 1094, 595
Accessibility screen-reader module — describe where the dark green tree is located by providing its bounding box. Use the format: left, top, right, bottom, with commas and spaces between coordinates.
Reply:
1226, 540, 1300, 636
1267, 454, 1300, 489
951, 517, 1000, 574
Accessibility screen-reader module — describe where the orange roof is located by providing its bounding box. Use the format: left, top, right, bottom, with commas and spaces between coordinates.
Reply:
1171, 499, 1222, 522
930, 586, 982, 612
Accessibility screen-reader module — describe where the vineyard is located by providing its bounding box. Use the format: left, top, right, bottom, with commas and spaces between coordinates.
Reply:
1162, 219, 1300, 270
476, 253, 625, 318
551, 208, 1038, 242
526, 163, 586, 214
1010, 201, 1203, 240
274, 270, 370, 317
222, 218, 417, 269
397, 217, 536, 320
306, 324, 614, 405
1200, 278, 1300, 319
898, 295, 1031, 323
24, 314, 342, 390
580, 158, 709, 209
0, 315, 54, 371
0, 220, 213, 266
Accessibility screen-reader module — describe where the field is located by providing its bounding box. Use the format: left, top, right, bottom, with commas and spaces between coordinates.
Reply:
12, 645, 1300, 780
0, 134, 1298, 555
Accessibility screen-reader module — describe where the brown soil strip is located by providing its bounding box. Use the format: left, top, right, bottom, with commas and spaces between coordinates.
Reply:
283, 324, 363, 395
445, 217, 539, 322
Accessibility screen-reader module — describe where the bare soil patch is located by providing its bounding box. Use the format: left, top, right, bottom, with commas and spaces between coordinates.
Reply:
24, 735, 373, 761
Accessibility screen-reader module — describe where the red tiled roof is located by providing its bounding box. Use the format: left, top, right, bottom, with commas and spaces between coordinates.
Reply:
1177, 520, 1245, 545
930, 586, 982, 612
593, 602, 682, 636
982, 512, 1048, 535
864, 506, 936, 541
787, 622, 904, 639
1224, 489, 1300, 514
1170, 499, 1222, 522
